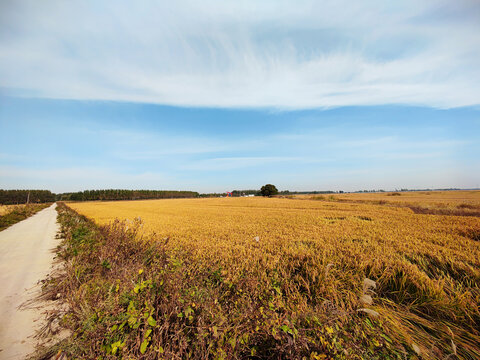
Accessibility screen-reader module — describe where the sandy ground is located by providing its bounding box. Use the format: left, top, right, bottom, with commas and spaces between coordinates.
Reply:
0, 204, 59, 359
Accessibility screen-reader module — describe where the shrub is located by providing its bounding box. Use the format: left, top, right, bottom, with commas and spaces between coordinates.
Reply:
260, 184, 279, 197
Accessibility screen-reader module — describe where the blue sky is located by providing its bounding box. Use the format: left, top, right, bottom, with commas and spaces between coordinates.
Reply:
0, 1, 479, 192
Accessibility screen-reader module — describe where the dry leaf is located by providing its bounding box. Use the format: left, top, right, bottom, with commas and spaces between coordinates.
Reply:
357, 308, 379, 318
411, 343, 421, 356
359, 294, 373, 306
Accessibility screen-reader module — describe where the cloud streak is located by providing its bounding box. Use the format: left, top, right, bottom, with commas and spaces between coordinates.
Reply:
1, 0, 479, 108
180, 156, 331, 171
0, 165, 171, 193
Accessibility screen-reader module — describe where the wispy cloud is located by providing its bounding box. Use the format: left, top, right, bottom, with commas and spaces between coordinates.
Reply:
99, 129, 264, 160
180, 156, 331, 171
0, 153, 28, 161
0, 165, 171, 192
1, 96, 478, 192
0, 1, 479, 108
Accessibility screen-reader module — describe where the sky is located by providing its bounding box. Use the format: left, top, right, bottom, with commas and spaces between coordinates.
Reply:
0, 0, 479, 193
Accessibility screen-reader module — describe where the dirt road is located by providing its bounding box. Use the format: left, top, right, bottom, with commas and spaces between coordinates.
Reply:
0, 204, 59, 359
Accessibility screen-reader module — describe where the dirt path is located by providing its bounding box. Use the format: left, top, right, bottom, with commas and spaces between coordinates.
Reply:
0, 203, 59, 359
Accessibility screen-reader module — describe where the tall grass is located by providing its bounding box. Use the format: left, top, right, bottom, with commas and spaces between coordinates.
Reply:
0, 203, 51, 231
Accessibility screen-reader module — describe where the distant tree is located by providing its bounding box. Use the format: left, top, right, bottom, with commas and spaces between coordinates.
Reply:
260, 184, 278, 197
0, 190, 55, 204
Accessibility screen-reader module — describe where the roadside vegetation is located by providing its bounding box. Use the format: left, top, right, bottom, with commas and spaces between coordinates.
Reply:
0, 204, 15, 216
39, 193, 480, 359
0, 203, 51, 231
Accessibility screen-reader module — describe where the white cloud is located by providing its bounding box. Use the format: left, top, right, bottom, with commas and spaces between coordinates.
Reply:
0, 0, 479, 108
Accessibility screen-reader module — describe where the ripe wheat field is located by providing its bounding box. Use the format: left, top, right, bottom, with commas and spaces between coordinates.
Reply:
68, 191, 480, 359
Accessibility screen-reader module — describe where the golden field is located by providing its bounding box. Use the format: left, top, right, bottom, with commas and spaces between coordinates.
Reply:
67, 191, 480, 359
298, 190, 480, 206
289, 190, 480, 217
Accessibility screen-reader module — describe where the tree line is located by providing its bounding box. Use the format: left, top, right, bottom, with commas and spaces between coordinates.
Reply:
60, 189, 199, 201
1, 185, 352, 204
0, 189, 199, 204
0, 190, 56, 204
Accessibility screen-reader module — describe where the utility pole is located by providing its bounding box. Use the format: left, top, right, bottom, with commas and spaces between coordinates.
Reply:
26, 191, 30, 204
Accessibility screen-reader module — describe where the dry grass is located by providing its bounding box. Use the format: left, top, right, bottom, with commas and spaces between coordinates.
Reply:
0, 204, 17, 216
0, 203, 51, 231
63, 193, 480, 359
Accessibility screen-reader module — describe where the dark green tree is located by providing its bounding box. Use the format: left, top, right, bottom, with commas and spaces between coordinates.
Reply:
260, 184, 278, 197
61, 189, 199, 202
0, 190, 55, 204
